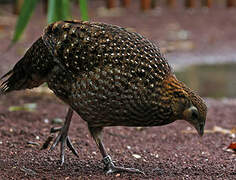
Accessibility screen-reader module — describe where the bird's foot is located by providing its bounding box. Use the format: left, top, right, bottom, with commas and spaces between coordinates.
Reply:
47, 127, 79, 165
102, 155, 145, 175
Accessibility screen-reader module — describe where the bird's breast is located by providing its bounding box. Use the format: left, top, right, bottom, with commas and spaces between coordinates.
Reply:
47, 65, 174, 127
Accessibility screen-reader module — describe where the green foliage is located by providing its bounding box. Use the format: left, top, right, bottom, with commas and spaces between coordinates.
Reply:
12, 0, 38, 44
47, 0, 71, 24
12, 0, 89, 44
79, 0, 89, 21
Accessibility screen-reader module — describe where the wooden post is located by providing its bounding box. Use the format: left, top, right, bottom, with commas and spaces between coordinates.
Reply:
202, 0, 213, 8
13, 0, 24, 14
106, 0, 116, 9
185, 0, 196, 8
227, 0, 236, 7
122, 0, 131, 8
151, 0, 158, 9
141, 0, 151, 11
167, 0, 176, 8
42, 0, 48, 14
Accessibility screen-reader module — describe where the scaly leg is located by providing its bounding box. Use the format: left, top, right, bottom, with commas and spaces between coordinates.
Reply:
43, 108, 79, 165
88, 126, 144, 174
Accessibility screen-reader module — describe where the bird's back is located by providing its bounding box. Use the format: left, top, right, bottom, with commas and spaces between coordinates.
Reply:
43, 20, 171, 77
43, 21, 178, 127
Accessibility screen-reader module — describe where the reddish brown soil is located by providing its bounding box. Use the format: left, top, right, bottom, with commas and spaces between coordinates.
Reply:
0, 1, 236, 179
0, 92, 235, 179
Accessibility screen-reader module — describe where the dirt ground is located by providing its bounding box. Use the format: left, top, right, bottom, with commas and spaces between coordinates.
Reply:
0, 1, 236, 179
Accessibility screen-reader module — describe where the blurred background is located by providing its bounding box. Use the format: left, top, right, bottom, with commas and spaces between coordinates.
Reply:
0, 0, 236, 98
0, 1, 235, 179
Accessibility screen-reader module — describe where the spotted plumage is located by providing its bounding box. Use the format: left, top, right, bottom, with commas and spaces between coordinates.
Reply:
0, 20, 207, 174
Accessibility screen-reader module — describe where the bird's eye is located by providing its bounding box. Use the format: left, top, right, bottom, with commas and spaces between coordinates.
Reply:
192, 110, 199, 119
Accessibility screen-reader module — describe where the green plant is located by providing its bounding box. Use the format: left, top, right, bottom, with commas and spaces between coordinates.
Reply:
12, 0, 89, 44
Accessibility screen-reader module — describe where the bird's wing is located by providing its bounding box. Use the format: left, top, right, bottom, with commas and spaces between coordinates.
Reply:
42, 20, 171, 77
42, 20, 119, 75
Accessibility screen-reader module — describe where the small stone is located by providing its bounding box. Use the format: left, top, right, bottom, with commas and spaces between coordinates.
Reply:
230, 134, 235, 138
132, 154, 141, 159
52, 118, 63, 125
135, 127, 145, 131
36, 136, 40, 140
115, 174, 120, 177
186, 126, 192, 131
127, 145, 131, 149
44, 119, 49, 123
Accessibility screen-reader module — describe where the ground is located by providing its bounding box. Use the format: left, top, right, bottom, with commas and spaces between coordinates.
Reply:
0, 1, 235, 179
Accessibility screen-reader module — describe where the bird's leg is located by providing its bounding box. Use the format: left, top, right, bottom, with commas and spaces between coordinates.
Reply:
88, 126, 144, 175
49, 108, 79, 165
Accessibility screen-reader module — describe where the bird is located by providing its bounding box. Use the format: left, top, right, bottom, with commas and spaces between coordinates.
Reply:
0, 20, 207, 174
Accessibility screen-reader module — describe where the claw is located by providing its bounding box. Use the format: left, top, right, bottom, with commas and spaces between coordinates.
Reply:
50, 127, 61, 133
67, 137, 79, 157
47, 129, 79, 165
41, 135, 54, 150
48, 131, 61, 152
43, 108, 78, 165
106, 165, 145, 175
103, 155, 145, 175
60, 137, 66, 166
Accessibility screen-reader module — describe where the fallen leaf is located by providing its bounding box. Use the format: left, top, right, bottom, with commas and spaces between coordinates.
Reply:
227, 142, 236, 152
8, 103, 37, 112
231, 127, 236, 134
213, 126, 231, 134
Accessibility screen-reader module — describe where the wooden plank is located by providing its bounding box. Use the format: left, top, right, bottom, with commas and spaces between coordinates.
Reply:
185, 0, 196, 8
227, 0, 236, 7
106, 0, 116, 9
141, 0, 151, 10
167, 0, 176, 8
151, 0, 158, 9
202, 0, 213, 8
122, 0, 131, 8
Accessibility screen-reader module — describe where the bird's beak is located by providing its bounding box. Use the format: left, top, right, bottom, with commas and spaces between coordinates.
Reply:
189, 119, 205, 137
195, 122, 205, 137
198, 124, 204, 137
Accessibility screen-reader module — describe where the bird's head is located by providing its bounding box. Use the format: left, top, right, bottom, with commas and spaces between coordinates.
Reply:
164, 75, 207, 136
183, 105, 206, 136
181, 85, 207, 137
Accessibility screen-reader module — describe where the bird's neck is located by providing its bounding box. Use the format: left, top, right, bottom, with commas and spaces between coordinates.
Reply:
159, 74, 191, 120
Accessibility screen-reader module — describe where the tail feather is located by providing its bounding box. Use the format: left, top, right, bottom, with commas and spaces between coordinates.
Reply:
0, 69, 13, 81
0, 70, 13, 95
0, 69, 27, 95
0, 37, 55, 95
